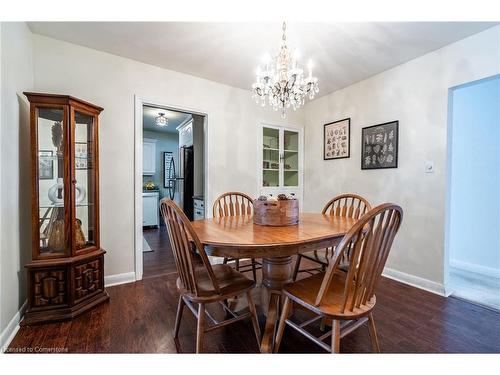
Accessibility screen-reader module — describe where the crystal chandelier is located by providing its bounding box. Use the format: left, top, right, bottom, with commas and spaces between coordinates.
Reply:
252, 22, 319, 118
155, 112, 168, 127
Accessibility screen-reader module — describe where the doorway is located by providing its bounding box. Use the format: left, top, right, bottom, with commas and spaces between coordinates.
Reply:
445, 75, 500, 310
134, 97, 208, 280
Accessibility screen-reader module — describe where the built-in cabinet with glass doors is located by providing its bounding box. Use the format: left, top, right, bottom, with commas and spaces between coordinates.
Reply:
22, 92, 109, 325
260, 124, 303, 200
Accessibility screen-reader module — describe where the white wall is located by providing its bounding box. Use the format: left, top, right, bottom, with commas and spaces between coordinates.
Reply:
0, 22, 33, 344
302, 25, 500, 289
32, 34, 303, 278
448, 76, 500, 277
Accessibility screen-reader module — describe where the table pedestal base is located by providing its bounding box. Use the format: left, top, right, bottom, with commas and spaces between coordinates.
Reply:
259, 256, 293, 353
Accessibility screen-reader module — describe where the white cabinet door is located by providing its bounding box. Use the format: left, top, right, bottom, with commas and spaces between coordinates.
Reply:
143, 138, 157, 175
143, 193, 159, 227
178, 121, 193, 147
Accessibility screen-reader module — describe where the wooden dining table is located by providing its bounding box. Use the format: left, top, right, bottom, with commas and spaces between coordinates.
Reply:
190, 212, 357, 353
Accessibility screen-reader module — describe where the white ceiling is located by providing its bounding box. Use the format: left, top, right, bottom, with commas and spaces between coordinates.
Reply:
28, 22, 497, 96
143, 106, 191, 134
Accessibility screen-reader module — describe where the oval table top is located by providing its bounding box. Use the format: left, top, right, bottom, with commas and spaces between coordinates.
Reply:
190, 213, 357, 258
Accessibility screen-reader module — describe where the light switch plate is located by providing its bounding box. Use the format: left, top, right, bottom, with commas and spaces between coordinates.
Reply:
425, 161, 434, 173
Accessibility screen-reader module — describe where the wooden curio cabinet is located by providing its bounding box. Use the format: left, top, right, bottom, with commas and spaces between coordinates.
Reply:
22, 93, 109, 325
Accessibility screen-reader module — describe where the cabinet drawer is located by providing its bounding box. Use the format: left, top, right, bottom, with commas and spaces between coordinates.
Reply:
143, 194, 159, 227
193, 199, 204, 210
193, 208, 205, 220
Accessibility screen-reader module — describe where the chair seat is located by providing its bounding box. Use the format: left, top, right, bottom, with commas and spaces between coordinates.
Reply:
301, 249, 330, 265
284, 271, 376, 319
177, 264, 254, 302
301, 248, 350, 271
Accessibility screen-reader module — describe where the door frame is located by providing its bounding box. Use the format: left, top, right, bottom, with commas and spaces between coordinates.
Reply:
134, 95, 209, 281
443, 74, 500, 295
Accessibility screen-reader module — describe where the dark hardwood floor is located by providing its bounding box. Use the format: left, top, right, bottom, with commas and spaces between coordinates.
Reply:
143, 226, 177, 279
8, 227, 500, 353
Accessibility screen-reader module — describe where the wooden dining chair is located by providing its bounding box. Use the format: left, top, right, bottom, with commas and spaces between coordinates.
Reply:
213, 192, 262, 281
160, 198, 261, 353
275, 203, 403, 353
292, 194, 372, 281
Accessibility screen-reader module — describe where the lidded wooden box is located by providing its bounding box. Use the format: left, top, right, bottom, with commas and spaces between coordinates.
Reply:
253, 199, 299, 226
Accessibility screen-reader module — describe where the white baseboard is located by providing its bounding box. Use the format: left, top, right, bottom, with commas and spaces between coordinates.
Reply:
104, 272, 136, 287
449, 259, 500, 279
1, 300, 27, 351
382, 267, 448, 297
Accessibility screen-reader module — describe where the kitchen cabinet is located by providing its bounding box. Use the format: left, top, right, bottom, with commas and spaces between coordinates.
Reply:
143, 192, 159, 227
177, 120, 193, 147
193, 197, 205, 220
143, 138, 157, 175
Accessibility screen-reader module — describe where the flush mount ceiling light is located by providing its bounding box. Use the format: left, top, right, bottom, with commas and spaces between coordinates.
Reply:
155, 112, 168, 127
252, 22, 319, 118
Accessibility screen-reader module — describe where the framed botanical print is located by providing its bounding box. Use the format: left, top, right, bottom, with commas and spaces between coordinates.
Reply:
38, 150, 54, 179
324, 118, 350, 160
75, 142, 88, 170
361, 121, 398, 169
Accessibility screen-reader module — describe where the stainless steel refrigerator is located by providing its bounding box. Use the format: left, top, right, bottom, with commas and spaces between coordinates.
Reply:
177, 146, 194, 220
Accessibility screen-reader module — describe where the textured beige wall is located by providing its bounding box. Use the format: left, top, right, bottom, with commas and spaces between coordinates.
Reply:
302, 26, 500, 287
0, 22, 33, 339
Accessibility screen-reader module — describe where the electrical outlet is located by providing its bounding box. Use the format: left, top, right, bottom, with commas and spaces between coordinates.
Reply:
425, 161, 434, 173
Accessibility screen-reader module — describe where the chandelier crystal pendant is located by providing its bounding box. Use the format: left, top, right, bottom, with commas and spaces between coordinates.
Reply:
155, 112, 168, 127
252, 22, 319, 118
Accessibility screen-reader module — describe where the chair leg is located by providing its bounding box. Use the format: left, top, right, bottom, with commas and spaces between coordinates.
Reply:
319, 317, 326, 332
173, 295, 185, 338
292, 255, 302, 281
235, 259, 240, 271
367, 313, 380, 353
246, 291, 261, 347
331, 319, 340, 353
273, 296, 292, 353
223, 257, 228, 264
196, 303, 206, 353
251, 259, 258, 281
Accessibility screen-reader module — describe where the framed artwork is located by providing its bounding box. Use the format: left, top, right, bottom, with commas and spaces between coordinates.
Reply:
324, 118, 350, 160
75, 142, 88, 170
164, 152, 174, 188
38, 150, 54, 179
361, 121, 399, 169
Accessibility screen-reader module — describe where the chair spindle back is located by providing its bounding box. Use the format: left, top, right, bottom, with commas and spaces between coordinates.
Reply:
315, 203, 403, 313
212, 192, 254, 218
322, 194, 372, 220
160, 198, 220, 296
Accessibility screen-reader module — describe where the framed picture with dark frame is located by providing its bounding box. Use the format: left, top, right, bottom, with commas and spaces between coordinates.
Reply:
75, 142, 88, 170
324, 118, 350, 160
164, 152, 174, 189
38, 150, 54, 179
361, 121, 399, 170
